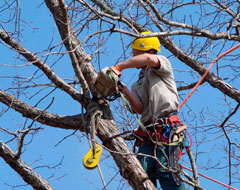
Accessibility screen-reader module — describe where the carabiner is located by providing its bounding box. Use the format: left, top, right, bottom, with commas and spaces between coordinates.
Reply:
163, 127, 171, 139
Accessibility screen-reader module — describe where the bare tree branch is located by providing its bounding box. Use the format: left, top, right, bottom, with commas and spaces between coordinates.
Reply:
0, 141, 54, 190
0, 89, 84, 130
0, 30, 87, 106
1, 1, 240, 189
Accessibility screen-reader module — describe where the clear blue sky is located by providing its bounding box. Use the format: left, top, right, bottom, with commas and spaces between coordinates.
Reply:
0, 1, 239, 190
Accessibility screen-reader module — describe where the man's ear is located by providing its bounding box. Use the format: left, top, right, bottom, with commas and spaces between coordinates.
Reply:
148, 50, 157, 54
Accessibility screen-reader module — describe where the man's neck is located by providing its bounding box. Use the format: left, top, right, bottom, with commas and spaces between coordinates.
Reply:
141, 66, 147, 73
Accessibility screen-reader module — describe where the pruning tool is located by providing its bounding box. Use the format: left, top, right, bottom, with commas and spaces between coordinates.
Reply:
94, 66, 122, 100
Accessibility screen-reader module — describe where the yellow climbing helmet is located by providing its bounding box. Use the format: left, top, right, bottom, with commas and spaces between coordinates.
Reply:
131, 32, 160, 52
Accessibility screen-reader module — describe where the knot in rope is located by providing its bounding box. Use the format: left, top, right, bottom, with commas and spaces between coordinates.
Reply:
84, 102, 102, 158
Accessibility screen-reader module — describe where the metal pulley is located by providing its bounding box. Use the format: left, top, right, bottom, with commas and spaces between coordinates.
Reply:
83, 144, 102, 170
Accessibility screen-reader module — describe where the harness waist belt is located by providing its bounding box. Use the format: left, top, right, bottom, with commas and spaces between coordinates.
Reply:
143, 111, 179, 126
133, 113, 184, 147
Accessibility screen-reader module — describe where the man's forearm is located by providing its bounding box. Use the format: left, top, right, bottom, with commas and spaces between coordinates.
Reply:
116, 54, 160, 71
122, 87, 143, 114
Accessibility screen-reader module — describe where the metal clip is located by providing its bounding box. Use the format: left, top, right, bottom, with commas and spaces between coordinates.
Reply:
162, 121, 172, 139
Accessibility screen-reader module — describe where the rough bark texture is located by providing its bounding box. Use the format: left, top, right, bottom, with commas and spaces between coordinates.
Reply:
43, 0, 157, 189
0, 141, 54, 190
0, 88, 156, 189
0, 89, 83, 130
96, 118, 157, 190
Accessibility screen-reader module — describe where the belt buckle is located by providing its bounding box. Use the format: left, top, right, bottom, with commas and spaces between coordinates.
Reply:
145, 118, 166, 129
145, 118, 163, 129
155, 118, 165, 126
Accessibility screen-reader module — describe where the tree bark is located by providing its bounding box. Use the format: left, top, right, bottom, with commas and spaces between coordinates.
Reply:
43, 0, 157, 189
0, 89, 83, 130
0, 141, 54, 190
0, 88, 156, 189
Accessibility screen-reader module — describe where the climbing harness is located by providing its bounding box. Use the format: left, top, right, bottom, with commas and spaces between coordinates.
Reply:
130, 114, 186, 148
129, 113, 187, 187
92, 43, 240, 188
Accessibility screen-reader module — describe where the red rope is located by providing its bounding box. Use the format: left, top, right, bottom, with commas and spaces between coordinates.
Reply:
181, 165, 239, 190
179, 44, 240, 190
179, 43, 240, 110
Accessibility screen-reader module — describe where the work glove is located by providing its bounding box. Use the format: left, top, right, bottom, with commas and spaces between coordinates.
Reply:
110, 65, 121, 76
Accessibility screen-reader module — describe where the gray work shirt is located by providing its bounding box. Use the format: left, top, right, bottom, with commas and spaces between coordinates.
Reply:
131, 55, 179, 125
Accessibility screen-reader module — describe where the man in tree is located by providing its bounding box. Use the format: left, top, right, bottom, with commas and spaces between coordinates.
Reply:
112, 32, 186, 190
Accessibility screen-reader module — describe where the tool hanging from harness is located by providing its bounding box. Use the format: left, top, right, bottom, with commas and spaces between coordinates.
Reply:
116, 81, 187, 187
131, 114, 186, 148
125, 113, 187, 187
94, 66, 187, 186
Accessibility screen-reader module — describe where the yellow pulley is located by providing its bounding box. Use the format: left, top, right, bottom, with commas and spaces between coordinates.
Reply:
83, 144, 102, 170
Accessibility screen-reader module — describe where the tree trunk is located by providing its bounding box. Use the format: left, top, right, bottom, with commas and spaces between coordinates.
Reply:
44, 0, 156, 189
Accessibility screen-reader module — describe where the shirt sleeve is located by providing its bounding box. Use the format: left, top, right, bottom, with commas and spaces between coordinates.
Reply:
131, 82, 141, 102
152, 55, 173, 76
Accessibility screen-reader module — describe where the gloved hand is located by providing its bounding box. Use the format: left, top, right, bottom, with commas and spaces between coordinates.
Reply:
117, 81, 128, 94
110, 65, 121, 76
